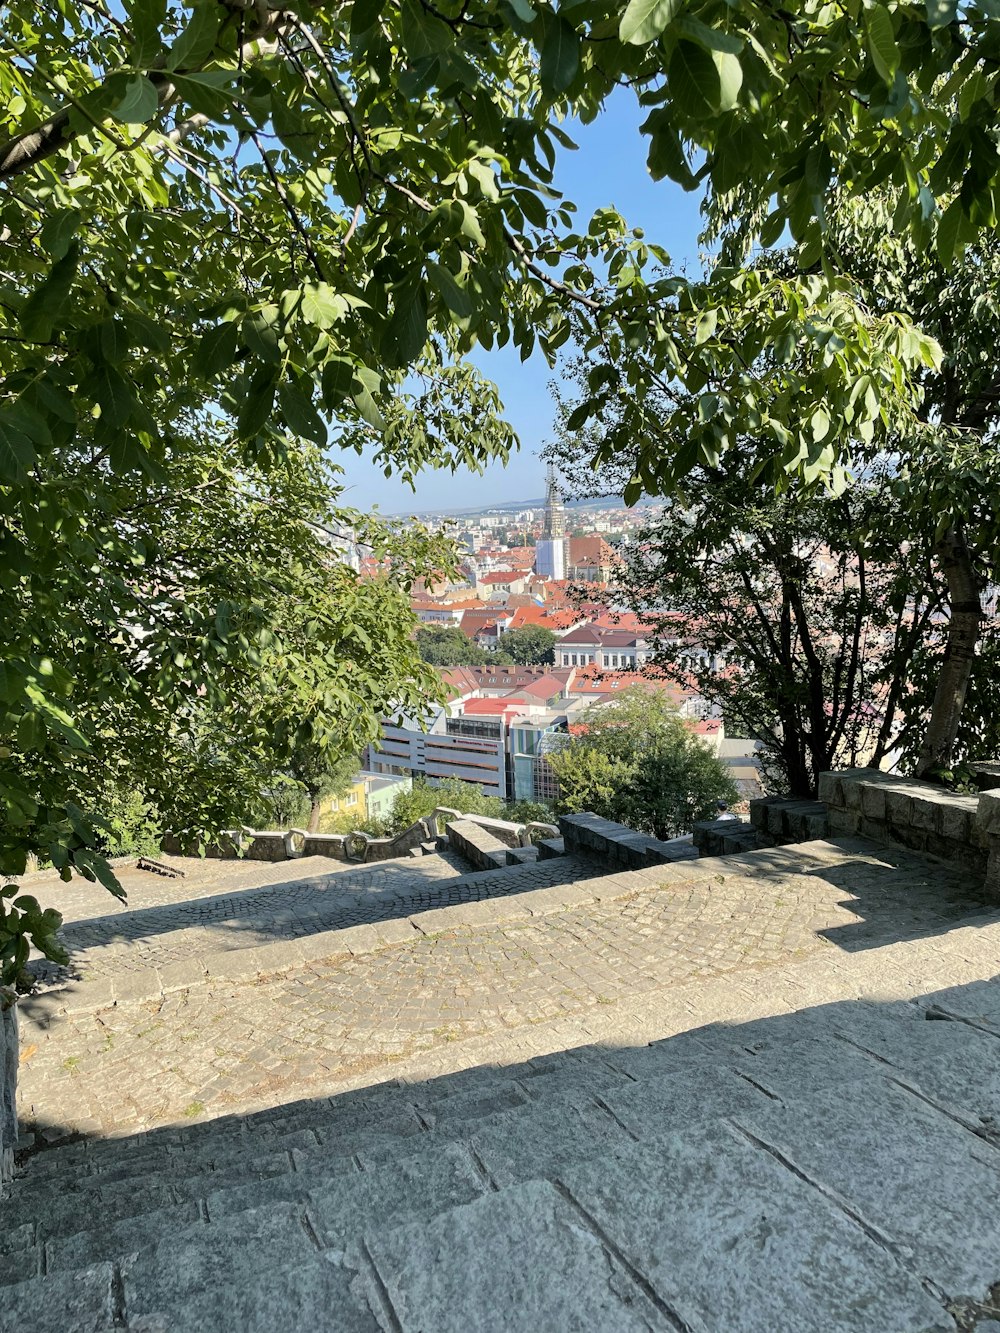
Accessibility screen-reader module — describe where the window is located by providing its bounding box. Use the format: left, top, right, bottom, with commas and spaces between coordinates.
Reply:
345, 792, 357, 806
562, 654, 569, 665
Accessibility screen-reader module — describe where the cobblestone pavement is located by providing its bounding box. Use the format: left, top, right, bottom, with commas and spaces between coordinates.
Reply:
33, 847, 471, 927
43, 854, 604, 982
16, 837, 998, 1137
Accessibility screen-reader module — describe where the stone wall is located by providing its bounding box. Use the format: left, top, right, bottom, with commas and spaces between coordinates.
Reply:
819, 768, 993, 894
748, 797, 829, 846
559, 813, 698, 869
1, 999, 16, 1185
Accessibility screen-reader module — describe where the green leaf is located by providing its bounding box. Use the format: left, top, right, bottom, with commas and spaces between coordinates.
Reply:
642, 109, 698, 186
110, 74, 160, 124
668, 40, 720, 119
20, 243, 79, 342
936, 197, 962, 267
865, 6, 899, 86
383, 286, 428, 367
926, 0, 957, 27
300, 283, 347, 329
673, 17, 742, 54
507, 0, 536, 21
198, 321, 240, 374
565, 402, 593, 430
810, 405, 831, 441
90, 362, 134, 427
540, 17, 580, 95
0, 414, 36, 481
713, 52, 743, 112
426, 262, 473, 318
694, 307, 718, 344
619, 0, 684, 46
167, 1, 222, 70
351, 0, 386, 35
237, 369, 277, 438
352, 381, 386, 432
322, 357, 356, 407
16, 712, 43, 753
400, 0, 452, 56
126, 0, 166, 65
278, 382, 328, 443
39, 209, 81, 260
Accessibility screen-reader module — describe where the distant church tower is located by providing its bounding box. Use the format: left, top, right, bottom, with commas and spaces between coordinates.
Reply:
534, 464, 567, 580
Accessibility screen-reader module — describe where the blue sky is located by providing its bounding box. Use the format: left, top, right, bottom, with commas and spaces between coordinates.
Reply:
335, 89, 707, 514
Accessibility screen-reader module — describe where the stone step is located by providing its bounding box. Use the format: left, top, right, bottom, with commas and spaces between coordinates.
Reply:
10, 1025, 892, 1210
4, 1036, 899, 1272
1, 1261, 118, 1333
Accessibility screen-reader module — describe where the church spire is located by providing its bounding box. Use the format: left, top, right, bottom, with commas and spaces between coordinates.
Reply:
543, 463, 565, 539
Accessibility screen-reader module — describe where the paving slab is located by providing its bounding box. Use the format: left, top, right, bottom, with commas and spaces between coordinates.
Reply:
366, 1178, 675, 1332
733, 1075, 1000, 1297
558, 1119, 948, 1333
2, 1261, 116, 1332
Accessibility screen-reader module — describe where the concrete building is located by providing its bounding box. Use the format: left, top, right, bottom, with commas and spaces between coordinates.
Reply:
555, 623, 655, 670
360, 772, 412, 823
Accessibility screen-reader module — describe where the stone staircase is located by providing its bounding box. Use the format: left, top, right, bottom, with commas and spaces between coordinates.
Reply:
6, 977, 1000, 1331
7, 811, 1000, 1329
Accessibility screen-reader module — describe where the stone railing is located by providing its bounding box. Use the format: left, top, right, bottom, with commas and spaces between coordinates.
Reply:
162, 808, 559, 868
819, 767, 998, 899
445, 819, 511, 871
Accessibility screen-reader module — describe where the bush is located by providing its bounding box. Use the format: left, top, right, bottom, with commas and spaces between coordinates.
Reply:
96, 787, 162, 859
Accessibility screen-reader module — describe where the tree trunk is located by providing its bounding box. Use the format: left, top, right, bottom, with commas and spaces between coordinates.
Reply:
914, 524, 983, 780
1, 997, 17, 1185
307, 796, 323, 834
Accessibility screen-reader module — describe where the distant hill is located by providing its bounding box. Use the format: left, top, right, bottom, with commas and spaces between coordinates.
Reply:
386, 494, 656, 519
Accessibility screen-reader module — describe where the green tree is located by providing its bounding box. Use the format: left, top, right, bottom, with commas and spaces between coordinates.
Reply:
416, 627, 488, 667
547, 688, 737, 838
287, 744, 360, 833
498, 626, 557, 666
4, 0, 1000, 985
616, 471, 941, 797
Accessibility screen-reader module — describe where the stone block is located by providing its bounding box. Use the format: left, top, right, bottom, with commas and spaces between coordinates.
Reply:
560, 1118, 943, 1333
939, 802, 973, 844
884, 789, 914, 826
910, 797, 941, 833
816, 771, 845, 807
860, 784, 888, 820
986, 848, 1000, 904
58, 979, 115, 1016
977, 790, 1000, 839
970, 759, 1000, 791
801, 808, 829, 840
828, 808, 861, 836
2, 1262, 117, 1332
859, 816, 889, 843
112, 969, 162, 1007
367, 1179, 666, 1331
156, 959, 208, 994
535, 837, 565, 861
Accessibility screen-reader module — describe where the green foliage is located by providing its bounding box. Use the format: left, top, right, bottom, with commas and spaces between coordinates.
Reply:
1, 884, 68, 995
613, 469, 942, 798
417, 627, 489, 666
416, 626, 514, 667
381, 776, 550, 835
498, 626, 556, 665
96, 787, 162, 860
3, 1, 1000, 979
287, 743, 360, 831
546, 687, 737, 838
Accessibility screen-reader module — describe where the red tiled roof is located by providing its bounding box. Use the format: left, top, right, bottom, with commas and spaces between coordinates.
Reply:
507, 606, 582, 631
